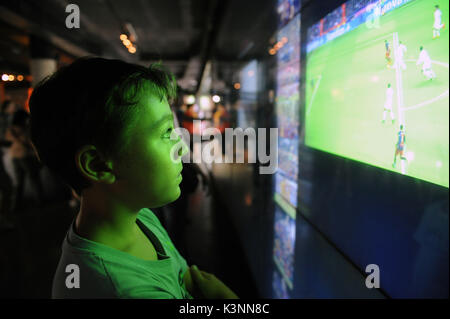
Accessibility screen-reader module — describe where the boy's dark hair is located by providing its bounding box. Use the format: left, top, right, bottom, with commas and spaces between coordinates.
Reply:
29, 56, 177, 195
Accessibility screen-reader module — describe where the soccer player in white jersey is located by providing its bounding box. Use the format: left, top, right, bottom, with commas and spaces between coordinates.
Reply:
417, 46, 436, 80
433, 5, 445, 39
382, 83, 395, 124
396, 41, 408, 70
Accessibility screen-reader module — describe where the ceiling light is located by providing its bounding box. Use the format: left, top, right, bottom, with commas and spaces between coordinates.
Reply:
185, 95, 196, 105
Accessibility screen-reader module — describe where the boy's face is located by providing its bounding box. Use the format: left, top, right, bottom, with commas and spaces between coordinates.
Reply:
112, 84, 184, 209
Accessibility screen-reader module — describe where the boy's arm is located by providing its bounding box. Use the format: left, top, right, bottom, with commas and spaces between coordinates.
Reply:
187, 265, 239, 299
183, 266, 202, 298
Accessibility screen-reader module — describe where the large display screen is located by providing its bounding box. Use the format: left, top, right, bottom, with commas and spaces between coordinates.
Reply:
272, 0, 301, 299
277, 0, 301, 27
272, 205, 296, 291
305, 0, 449, 188
275, 12, 301, 208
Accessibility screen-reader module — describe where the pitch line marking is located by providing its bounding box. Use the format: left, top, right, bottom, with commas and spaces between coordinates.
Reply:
393, 32, 404, 125
401, 89, 449, 111
401, 58, 449, 111
306, 74, 322, 117
404, 59, 449, 68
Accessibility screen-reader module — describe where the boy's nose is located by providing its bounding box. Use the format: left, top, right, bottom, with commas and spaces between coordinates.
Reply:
170, 137, 189, 163
179, 139, 189, 157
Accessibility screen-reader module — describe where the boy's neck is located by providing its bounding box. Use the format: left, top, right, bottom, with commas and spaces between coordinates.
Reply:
75, 189, 142, 251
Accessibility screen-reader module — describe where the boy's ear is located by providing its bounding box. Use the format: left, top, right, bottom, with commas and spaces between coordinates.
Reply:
75, 145, 116, 184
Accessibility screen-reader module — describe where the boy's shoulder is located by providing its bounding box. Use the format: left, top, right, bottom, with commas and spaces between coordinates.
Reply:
137, 208, 159, 225
136, 208, 171, 243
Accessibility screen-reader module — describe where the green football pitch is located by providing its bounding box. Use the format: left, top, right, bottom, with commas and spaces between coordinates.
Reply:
306, 0, 449, 188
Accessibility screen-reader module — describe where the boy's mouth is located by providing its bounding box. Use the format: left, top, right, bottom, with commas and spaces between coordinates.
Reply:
176, 169, 183, 183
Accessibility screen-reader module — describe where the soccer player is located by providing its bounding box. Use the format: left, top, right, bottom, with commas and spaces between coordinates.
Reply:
385, 40, 393, 68
382, 83, 395, 124
416, 46, 436, 80
393, 124, 407, 174
433, 5, 445, 39
396, 41, 407, 70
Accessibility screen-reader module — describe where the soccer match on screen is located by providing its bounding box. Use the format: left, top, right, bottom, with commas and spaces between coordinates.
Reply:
306, 0, 449, 188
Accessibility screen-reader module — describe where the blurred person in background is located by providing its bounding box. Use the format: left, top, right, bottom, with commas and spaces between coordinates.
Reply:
4, 109, 45, 211
0, 100, 16, 136
0, 100, 14, 229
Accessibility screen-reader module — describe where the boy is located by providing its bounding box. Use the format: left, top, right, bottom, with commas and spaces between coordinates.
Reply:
29, 57, 238, 299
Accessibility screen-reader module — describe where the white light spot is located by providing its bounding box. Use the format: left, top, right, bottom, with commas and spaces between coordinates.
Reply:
405, 151, 414, 161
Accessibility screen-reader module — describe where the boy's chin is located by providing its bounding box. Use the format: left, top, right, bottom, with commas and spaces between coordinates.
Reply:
170, 187, 182, 202
149, 187, 181, 208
